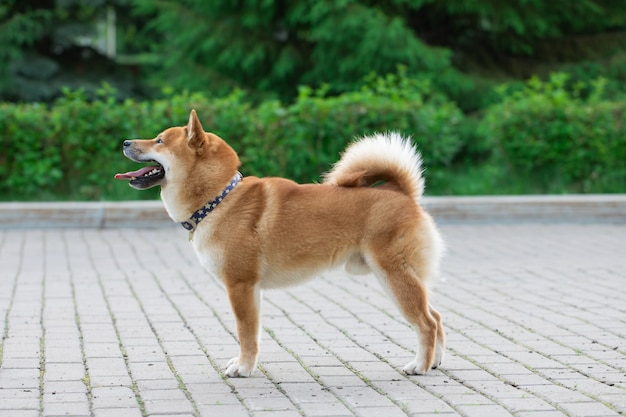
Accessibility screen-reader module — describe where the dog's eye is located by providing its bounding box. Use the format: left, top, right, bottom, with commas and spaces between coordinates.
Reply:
156, 137, 163, 144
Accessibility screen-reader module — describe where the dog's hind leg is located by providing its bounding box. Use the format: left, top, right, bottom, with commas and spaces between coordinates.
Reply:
224, 281, 262, 377
367, 250, 440, 375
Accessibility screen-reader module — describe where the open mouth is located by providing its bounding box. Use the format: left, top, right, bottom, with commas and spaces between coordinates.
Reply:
114, 162, 165, 189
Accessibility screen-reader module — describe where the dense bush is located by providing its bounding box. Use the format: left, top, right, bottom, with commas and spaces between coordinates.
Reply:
238, 73, 463, 182
480, 73, 626, 193
0, 87, 250, 200
2, 72, 624, 201
0, 76, 464, 200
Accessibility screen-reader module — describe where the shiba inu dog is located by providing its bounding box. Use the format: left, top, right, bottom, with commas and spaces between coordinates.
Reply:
115, 110, 445, 377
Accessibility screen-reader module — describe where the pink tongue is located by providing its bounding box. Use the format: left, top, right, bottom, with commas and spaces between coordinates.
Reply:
114, 166, 155, 180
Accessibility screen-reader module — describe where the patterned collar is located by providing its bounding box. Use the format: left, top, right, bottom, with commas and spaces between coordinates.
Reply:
180, 172, 242, 240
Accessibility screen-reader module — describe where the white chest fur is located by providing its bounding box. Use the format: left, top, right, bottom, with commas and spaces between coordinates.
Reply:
190, 221, 225, 282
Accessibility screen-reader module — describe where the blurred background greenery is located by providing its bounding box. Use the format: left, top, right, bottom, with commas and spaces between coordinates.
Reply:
1, 0, 625, 200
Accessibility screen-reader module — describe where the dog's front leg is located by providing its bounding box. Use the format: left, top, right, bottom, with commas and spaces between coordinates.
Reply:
225, 281, 262, 377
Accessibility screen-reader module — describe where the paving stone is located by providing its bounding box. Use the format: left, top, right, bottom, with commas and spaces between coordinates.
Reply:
0, 369, 40, 390
355, 406, 409, 417
244, 395, 295, 411
91, 386, 137, 409
88, 375, 133, 387
85, 359, 129, 378
93, 408, 143, 417
1, 342, 41, 359
0, 388, 39, 410
558, 401, 621, 416
515, 411, 566, 417
143, 398, 195, 415
43, 363, 85, 382
0, 411, 39, 417
196, 404, 250, 417
0, 357, 41, 369
43, 380, 88, 394
135, 378, 180, 391
138, 388, 189, 402
454, 403, 514, 417
295, 401, 353, 417
42, 400, 90, 417
252, 411, 303, 417
82, 342, 123, 359
43, 392, 87, 403
402, 399, 458, 415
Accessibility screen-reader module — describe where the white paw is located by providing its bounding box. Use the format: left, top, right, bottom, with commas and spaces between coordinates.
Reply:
225, 357, 255, 378
403, 359, 429, 375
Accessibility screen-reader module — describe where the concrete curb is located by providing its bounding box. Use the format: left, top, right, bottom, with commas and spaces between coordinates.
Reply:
422, 194, 626, 224
0, 194, 624, 229
0, 201, 173, 229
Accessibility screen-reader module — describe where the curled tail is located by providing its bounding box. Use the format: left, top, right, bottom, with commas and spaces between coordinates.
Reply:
323, 132, 424, 203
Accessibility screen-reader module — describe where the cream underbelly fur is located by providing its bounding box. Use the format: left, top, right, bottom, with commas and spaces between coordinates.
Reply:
193, 221, 370, 290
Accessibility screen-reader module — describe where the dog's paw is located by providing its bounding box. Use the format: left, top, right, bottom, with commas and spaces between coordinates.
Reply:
403, 359, 429, 375
225, 357, 255, 378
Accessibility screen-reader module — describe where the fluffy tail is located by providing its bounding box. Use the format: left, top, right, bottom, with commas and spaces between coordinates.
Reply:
323, 132, 424, 202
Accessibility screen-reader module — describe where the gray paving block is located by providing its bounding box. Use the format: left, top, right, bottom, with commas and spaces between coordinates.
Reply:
93, 408, 143, 417
0, 411, 39, 417
91, 386, 137, 409
42, 401, 90, 417
196, 404, 250, 417
0, 369, 40, 390
143, 398, 195, 415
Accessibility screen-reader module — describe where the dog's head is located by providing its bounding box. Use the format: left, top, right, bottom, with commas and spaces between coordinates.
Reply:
115, 110, 239, 190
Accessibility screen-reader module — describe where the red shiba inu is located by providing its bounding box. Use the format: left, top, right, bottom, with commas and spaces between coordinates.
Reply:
115, 110, 445, 377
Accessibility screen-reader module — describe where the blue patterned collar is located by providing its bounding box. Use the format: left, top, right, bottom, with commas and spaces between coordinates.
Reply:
181, 172, 242, 240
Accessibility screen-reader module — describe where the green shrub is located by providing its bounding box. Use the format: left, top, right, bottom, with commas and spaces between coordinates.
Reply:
0, 87, 252, 200
240, 74, 464, 183
0, 103, 62, 196
0, 75, 464, 200
480, 73, 626, 193
3, 70, 623, 201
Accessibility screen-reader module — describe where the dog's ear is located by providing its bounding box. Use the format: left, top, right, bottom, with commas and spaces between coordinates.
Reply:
186, 109, 206, 152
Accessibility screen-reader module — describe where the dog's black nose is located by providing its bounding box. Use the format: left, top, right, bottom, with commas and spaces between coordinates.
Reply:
123, 140, 132, 147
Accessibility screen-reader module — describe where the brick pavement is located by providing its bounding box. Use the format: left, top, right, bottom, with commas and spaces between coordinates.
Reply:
0, 223, 624, 416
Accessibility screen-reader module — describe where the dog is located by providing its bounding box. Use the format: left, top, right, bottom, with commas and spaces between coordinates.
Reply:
115, 110, 445, 377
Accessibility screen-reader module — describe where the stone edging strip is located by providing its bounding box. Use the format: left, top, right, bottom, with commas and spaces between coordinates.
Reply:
421, 194, 626, 224
0, 201, 172, 229
0, 194, 624, 229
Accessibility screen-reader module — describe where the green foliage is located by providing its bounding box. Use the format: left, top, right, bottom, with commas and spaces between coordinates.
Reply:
3, 0, 626, 110
0, 0, 146, 102
2, 70, 625, 201
0, 75, 464, 200
0, 87, 237, 200
418, 0, 626, 55
2, 1, 626, 201
480, 73, 626, 193
132, 0, 478, 105
0, 102, 61, 196
0, 2, 52, 98
129, 0, 626, 110
239, 73, 464, 183
558, 54, 626, 100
